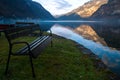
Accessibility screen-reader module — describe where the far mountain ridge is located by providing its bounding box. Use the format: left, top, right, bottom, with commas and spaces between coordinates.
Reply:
58, 0, 120, 20
67, 0, 108, 18
57, 0, 108, 20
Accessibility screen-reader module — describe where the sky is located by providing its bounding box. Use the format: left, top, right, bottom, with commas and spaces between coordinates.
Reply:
33, 0, 90, 16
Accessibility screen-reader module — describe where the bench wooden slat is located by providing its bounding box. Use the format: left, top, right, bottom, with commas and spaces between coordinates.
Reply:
32, 36, 52, 58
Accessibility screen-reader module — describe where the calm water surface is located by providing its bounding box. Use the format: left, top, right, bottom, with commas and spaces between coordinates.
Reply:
49, 22, 120, 75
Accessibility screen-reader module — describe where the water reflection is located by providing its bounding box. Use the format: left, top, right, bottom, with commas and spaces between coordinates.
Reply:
51, 23, 120, 75
73, 24, 107, 46
89, 23, 120, 49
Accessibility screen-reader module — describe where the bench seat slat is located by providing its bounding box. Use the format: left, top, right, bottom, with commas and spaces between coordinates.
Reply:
15, 36, 51, 58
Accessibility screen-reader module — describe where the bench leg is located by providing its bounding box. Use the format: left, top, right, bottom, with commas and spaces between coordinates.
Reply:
51, 40, 53, 47
0, 32, 1, 36
29, 54, 36, 78
5, 53, 11, 75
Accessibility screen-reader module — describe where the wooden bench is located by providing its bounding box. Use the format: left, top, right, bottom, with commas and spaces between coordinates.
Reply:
4, 24, 52, 77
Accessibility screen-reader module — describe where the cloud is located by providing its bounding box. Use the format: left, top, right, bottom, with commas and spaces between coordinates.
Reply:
55, 0, 72, 9
33, 0, 90, 15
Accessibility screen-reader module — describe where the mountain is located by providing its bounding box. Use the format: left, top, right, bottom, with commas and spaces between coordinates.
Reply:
0, 0, 54, 20
58, 0, 107, 20
68, 0, 108, 18
91, 0, 120, 19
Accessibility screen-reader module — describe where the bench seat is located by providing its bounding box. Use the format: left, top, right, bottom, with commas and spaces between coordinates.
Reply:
14, 36, 52, 58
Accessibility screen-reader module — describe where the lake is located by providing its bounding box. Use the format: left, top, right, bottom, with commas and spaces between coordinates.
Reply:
44, 21, 120, 76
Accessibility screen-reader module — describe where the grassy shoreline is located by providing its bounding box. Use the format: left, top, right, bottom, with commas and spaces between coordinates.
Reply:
0, 34, 115, 80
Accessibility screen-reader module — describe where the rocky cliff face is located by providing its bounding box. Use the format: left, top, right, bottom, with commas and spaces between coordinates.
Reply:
58, 0, 107, 20
69, 0, 108, 18
92, 0, 120, 19
58, 0, 120, 20
0, 0, 54, 20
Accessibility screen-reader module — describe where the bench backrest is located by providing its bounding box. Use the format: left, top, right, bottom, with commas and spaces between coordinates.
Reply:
0, 24, 14, 30
16, 22, 35, 26
4, 24, 41, 44
16, 22, 34, 25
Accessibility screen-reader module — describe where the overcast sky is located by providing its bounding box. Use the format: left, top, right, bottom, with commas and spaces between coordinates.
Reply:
33, 0, 90, 16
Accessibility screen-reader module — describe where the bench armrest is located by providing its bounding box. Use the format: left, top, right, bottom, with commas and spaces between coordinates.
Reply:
11, 41, 31, 54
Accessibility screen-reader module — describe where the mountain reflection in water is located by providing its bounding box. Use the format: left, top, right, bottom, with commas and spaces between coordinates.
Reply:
50, 22, 120, 76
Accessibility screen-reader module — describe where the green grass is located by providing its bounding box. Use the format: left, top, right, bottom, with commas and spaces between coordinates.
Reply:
0, 33, 109, 80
